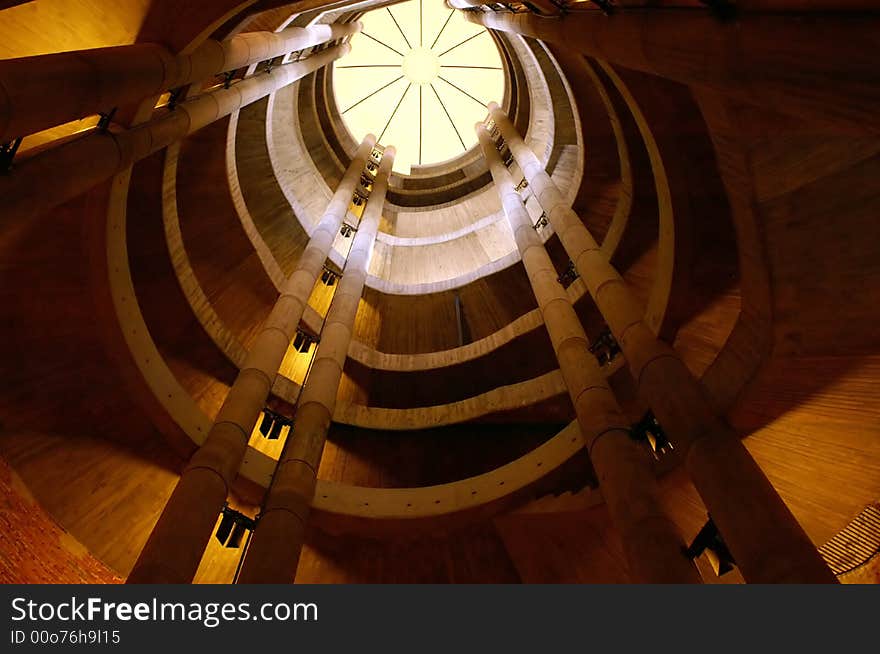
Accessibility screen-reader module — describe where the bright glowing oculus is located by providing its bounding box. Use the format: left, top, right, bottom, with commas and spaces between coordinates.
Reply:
332, 0, 505, 174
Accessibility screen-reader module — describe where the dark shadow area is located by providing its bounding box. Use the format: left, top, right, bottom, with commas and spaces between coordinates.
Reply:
238, 95, 312, 277
301, 522, 521, 583
345, 327, 557, 409
127, 150, 240, 418
324, 421, 566, 488
181, 115, 280, 347
0, 189, 179, 471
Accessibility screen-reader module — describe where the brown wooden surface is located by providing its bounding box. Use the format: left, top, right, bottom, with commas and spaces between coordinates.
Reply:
129, 150, 238, 420
179, 117, 279, 349
2, 0, 879, 584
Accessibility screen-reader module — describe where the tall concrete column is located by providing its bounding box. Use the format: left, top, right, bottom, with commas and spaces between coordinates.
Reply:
448, 0, 561, 12
127, 135, 377, 584
488, 105, 837, 584
446, 0, 491, 7
236, 146, 396, 584
462, 8, 880, 133
1, 43, 351, 224
0, 21, 361, 143
476, 124, 700, 583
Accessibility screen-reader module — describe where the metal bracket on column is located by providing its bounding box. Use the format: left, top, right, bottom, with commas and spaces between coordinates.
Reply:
503, 151, 515, 168
294, 328, 319, 353
588, 328, 621, 367
359, 173, 374, 191
167, 87, 186, 111
258, 407, 294, 440
340, 222, 357, 238
556, 260, 579, 289
685, 516, 737, 576
699, 0, 737, 21
265, 59, 274, 74
0, 137, 23, 174
352, 189, 369, 207
630, 410, 674, 460
533, 211, 549, 231
97, 107, 117, 132
590, 0, 615, 16
515, 177, 528, 192
223, 70, 236, 89
542, 0, 568, 16
321, 264, 341, 286
454, 293, 466, 347
215, 504, 258, 548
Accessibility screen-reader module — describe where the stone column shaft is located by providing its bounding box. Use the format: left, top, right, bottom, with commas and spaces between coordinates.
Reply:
446, 0, 486, 8
477, 125, 700, 584
1, 43, 351, 224
463, 9, 880, 133
489, 105, 837, 584
0, 21, 361, 143
126, 135, 377, 584
236, 147, 396, 584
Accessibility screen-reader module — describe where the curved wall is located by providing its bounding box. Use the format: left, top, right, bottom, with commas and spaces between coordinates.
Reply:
4, 0, 879, 586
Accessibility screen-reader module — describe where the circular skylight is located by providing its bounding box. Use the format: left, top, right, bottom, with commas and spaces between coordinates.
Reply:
332, 0, 505, 174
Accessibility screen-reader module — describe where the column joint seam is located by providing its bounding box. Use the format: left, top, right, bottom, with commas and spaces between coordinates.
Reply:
588, 427, 633, 455
633, 352, 682, 389
181, 464, 231, 496
239, 364, 275, 387
278, 457, 319, 476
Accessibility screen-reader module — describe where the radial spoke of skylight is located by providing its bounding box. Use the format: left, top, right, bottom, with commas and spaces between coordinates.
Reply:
440, 65, 502, 70
379, 82, 412, 143
386, 8, 412, 50
437, 75, 489, 110
437, 32, 484, 58
342, 75, 405, 115
332, 0, 505, 173
430, 83, 466, 151
360, 31, 405, 58
430, 10, 455, 50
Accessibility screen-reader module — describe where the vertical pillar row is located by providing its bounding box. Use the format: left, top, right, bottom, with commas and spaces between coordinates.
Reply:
488, 104, 837, 584
126, 135, 377, 584
477, 124, 700, 583
0, 21, 362, 144
236, 147, 397, 584
1, 43, 351, 224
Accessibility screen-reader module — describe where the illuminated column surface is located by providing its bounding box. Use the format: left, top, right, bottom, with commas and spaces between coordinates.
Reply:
127, 135, 378, 584
488, 104, 837, 584
236, 147, 396, 584
0, 21, 362, 143
476, 123, 701, 584
1, 43, 352, 224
